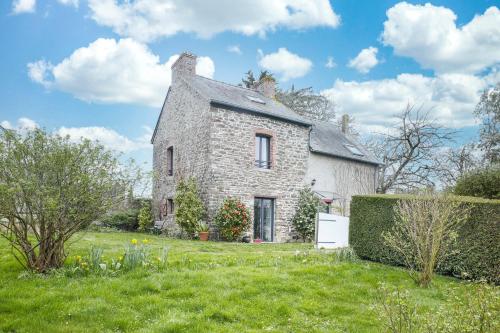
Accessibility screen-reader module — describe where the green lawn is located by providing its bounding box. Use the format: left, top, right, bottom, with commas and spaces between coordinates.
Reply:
0, 232, 483, 332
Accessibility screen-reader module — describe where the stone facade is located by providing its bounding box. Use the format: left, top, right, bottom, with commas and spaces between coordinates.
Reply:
207, 106, 310, 242
152, 53, 378, 242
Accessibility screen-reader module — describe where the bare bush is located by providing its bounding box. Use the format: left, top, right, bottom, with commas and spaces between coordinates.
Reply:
383, 193, 470, 287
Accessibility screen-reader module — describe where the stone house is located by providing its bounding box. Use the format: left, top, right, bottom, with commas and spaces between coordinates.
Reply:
151, 52, 380, 242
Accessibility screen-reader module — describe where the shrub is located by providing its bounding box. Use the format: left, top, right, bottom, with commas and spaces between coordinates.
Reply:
350, 195, 500, 283
214, 198, 250, 241
101, 210, 139, 231
383, 193, 470, 287
374, 283, 500, 333
138, 201, 153, 232
0, 128, 140, 272
454, 167, 500, 199
291, 187, 321, 242
174, 177, 205, 237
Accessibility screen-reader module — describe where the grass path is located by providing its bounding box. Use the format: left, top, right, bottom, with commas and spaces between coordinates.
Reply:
0, 232, 475, 332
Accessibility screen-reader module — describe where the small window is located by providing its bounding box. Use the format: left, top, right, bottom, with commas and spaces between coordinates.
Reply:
246, 95, 266, 104
344, 144, 364, 156
167, 199, 174, 215
255, 134, 271, 169
167, 146, 173, 176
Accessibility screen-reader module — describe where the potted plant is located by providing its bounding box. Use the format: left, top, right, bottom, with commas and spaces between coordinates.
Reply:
197, 223, 209, 241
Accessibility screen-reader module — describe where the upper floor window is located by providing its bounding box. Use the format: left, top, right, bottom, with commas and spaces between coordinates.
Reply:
167, 146, 173, 176
255, 134, 271, 169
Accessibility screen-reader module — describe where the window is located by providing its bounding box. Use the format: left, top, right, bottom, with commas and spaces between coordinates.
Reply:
167, 146, 173, 176
167, 199, 174, 215
344, 144, 364, 156
255, 135, 271, 169
246, 95, 266, 104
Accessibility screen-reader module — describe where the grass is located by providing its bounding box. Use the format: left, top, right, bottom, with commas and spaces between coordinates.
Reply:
0, 231, 487, 333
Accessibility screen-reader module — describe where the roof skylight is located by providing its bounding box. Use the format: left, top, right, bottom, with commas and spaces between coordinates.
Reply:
246, 95, 266, 104
344, 144, 364, 156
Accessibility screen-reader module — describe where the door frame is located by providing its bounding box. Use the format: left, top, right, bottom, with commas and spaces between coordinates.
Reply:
253, 197, 275, 242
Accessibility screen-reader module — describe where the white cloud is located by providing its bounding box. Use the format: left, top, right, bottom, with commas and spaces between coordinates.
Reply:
1, 121, 13, 130
325, 56, 336, 69
1, 117, 151, 153
258, 48, 312, 81
321, 72, 494, 132
12, 0, 36, 14
382, 3, 500, 74
56, 126, 151, 152
1, 117, 38, 132
27, 38, 214, 107
348, 47, 379, 74
88, 0, 340, 42
57, 0, 78, 8
227, 45, 242, 55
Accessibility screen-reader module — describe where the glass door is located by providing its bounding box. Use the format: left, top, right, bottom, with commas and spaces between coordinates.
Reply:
254, 198, 274, 242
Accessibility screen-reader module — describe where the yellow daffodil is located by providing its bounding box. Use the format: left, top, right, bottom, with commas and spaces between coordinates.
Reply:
142, 239, 149, 244
131, 239, 138, 245
75, 255, 82, 261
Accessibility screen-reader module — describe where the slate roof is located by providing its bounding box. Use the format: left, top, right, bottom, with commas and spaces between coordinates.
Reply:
152, 74, 381, 166
189, 75, 312, 126
309, 121, 381, 165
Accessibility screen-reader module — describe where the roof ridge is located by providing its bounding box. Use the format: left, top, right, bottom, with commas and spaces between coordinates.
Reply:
194, 74, 261, 94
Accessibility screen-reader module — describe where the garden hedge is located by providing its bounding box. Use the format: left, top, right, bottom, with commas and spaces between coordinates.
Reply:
349, 194, 500, 283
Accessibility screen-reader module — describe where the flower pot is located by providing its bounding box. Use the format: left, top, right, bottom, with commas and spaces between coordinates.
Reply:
199, 231, 209, 241
254, 238, 262, 244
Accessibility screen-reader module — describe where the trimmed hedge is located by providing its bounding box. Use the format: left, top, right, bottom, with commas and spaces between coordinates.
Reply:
349, 194, 500, 283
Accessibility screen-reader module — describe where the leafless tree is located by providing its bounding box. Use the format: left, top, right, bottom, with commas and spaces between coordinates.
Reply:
432, 144, 480, 189
368, 105, 455, 193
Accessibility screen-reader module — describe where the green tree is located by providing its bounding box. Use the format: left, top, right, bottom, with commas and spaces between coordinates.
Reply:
0, 128, 138, 272
454, 167, 500, 199
174, 177, 205, 237
138, 201, 153, 232
292, 187, 321, 242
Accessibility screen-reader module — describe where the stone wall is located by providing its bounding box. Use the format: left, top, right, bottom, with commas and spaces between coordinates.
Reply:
207, 106, 310, 242
305, 153, 378, 216
152, 77, 212, 235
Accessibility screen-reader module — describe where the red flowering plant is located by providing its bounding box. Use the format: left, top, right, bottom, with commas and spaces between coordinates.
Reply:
214, 198, 251, 241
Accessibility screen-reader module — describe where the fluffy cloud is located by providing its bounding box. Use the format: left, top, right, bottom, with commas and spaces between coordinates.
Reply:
321, 72, 497, 132
258, 48, 312, 81
382, 3, 500, 74
1, 117, 39, 131
27, 38, 214, 107
88, 0, 340, 42
1, 117, 151, 153
227, 45, 242, 55
348, 47, 379, 74
57, 0, 78, 7
56, 126, 151, 152
12, 0, 36, 14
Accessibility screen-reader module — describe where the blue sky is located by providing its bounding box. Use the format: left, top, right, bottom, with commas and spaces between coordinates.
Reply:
1, 0, 499, 169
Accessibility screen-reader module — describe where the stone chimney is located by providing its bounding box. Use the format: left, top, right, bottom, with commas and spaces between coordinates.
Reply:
171, 52, 197, 83
341, 114, 349, 134
255, 77, 276, 99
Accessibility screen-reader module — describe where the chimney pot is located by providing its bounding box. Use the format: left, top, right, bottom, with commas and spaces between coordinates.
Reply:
341, 114, 349, 134
172, 52, 197, 83
255, 77, 276, 99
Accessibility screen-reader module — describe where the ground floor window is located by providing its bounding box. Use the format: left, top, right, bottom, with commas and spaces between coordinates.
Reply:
254, 197, 274, 242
